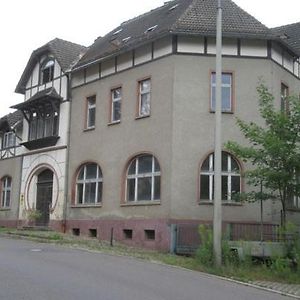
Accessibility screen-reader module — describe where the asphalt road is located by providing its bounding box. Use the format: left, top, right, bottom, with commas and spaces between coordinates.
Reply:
0, 237, 292, 300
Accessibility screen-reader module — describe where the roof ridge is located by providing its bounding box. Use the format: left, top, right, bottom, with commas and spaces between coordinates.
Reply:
272, 21, 300, 30
170, 0, 195, 31
120, 1, 175, 26
49, 37, 87, 49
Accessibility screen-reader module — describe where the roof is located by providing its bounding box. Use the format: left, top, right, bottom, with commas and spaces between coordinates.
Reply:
0, 110, 23, 131
11, 88, 62, 111
75, 0, 274, 70
272, 22, 300, 54
16, 38, 87, 94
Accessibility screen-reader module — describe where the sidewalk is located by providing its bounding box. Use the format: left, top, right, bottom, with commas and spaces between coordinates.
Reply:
251, 281, 300, 298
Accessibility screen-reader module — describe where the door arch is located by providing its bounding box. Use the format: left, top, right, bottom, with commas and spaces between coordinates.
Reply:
36, 169, 53, 226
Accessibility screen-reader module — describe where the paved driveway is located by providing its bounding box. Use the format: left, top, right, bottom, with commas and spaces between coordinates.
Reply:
0, 237, 293, 300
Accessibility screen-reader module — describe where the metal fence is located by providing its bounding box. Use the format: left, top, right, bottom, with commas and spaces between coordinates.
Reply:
174, 222, 283, 255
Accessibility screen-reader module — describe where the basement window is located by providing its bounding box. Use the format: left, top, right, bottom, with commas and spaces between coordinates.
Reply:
89, 229, 97, 238
123, 229, 133, 240
72, 228, 80, 236
144, 229, 155, 240
145, 25, 158, 33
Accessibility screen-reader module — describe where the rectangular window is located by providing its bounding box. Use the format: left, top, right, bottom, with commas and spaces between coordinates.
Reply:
28, 110, 59, 141
281, 83, 289, 112
1, 177, 11, 208
144, 229, 155, 240
211, 72, 233, 112
123, 229, 133, 240
2, 132, 16, 149
138, 79, 151, 117
111, 88, 122, 122
86, 96, 96, 129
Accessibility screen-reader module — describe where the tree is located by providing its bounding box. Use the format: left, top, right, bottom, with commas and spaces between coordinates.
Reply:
226, 84, 300, 228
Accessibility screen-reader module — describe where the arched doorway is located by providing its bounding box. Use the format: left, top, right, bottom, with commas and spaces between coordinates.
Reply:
36, 169, 53, 226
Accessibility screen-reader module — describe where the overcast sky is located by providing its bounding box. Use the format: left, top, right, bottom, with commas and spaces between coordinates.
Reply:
1, 0, 299, 116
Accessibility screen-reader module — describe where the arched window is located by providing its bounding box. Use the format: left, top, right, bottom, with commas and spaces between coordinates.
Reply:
200, 152, 241, 202
126, 154, 160, 202
40, 58, 55, 84
76, 163, 102, 205
1, 176, 12, 208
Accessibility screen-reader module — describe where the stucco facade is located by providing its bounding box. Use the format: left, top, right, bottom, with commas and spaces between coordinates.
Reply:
67, 48, 300, 250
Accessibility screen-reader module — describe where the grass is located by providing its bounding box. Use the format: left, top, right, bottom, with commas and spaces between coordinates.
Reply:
0, 227, 299, 285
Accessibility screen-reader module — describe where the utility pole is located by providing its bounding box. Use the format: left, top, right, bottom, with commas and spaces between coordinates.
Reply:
213, 0, 223, 267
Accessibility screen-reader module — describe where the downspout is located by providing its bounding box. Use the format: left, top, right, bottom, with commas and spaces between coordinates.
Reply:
62, 72, 72, 233
16, 154, 24, 228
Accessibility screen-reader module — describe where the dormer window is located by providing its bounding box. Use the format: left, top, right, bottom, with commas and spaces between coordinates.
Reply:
40, 58, 55, 84
169, 4, 179, 11
122, 37, 131, 43
113, 28, 123, 35
145, 25, 158, 34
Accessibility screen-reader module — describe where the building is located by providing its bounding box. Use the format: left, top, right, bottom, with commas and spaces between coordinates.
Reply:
0, 0, 300, 251
1, 38, 87, 230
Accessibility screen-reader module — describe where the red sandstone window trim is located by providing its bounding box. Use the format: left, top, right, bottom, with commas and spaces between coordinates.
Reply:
136, 77, 151, 118
198, 151, 244, 204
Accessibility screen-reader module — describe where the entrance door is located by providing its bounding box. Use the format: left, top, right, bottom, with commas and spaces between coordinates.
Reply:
36, 169, 53, 226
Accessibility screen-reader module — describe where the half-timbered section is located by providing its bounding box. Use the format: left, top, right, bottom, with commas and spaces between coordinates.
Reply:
12, 38, 86, 229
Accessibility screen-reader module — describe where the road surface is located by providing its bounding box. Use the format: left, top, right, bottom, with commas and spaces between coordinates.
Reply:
0, 237, 292, 300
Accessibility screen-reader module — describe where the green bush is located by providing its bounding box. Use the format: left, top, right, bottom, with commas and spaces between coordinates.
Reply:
196, 225, 241, 267
196, 225, 214, 266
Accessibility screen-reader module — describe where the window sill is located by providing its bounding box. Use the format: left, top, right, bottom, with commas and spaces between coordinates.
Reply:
135, 114, 150, 120
83, 127, 95, 132
287, 208, 300, 212
0, 208, 11, 211
108, 120, 121, 126
121, 201, 161, 207
71, 204, 102, 208
210, 110, 234, 114
198, 201, 242, 206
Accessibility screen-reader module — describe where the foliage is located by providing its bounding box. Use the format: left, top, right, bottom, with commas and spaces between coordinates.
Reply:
27, 209, 42, 221
226, 84, 300, 227
196, 225, 239, 267
196, 225, 214, 266
279, 222, 300, 267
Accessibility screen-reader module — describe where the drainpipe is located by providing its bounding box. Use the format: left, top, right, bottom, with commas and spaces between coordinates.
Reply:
16, 154, 24, 228
62, 72, 72, 233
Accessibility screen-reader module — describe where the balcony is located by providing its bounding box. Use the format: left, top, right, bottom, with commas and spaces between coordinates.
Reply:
11, 88, 62, 151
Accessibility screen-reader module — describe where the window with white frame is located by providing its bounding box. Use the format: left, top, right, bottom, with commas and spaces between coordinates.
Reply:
86, 96, 96, 129
200, 152, 241, 202
211, 73, 233, 112
138, 79, 151, 117
41, 58, 55, 84
1, 176, 12, 208
2, 132, 16, 149
76, 163, 102, 205
126, 154, 160, 202
111, 87, 122, 122
281, 83, 289, 112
